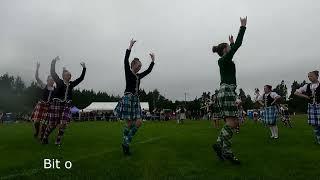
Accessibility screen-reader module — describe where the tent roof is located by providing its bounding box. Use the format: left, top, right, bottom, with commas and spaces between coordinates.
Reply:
81, 102, 149, 112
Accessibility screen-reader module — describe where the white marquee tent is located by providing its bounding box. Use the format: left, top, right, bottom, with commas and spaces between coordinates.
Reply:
81, 102, 149, 113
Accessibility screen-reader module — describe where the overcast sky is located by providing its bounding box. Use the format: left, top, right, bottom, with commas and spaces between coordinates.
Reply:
0, 0, 319, 100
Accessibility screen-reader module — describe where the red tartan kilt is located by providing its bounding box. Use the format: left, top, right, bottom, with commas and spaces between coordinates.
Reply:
47, 99, 72, 125
31, 101, 49, 122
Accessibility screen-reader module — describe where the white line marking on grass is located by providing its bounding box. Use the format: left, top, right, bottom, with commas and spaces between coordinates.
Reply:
135, 136, 165, 144
0, 136, 165, 180
74, 136, 166, 162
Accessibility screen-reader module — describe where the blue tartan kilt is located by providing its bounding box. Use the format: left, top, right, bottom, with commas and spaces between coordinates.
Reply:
114, 94, 141, 120
307, 103, 320, 126
263, 106, 277, 125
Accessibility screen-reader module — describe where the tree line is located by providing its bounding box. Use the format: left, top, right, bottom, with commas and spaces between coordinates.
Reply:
0, 73, 309, 114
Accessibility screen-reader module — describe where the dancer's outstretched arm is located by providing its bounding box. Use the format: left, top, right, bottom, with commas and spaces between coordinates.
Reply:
225, 16, 247, 60
50, 56, 62, 83
270, 93, 281, 105
294, 92, 310, 99
72, 62, 87, 87
294, 85, 310, 99
35, 62, 45, 89
125, 39, 136, 76
138, 53, 155, 79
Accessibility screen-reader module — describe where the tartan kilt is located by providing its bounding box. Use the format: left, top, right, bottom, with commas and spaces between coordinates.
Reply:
31, 101, 49, 122
263, 106, 278, 125
114, 94, 141, 120
217, 84, 238, 117
307, 103, 320, 126
47, 99, 72, 125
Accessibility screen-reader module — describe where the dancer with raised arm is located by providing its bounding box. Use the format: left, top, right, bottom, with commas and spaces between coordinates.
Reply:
30, 62, 55, 140
115, 39, 155, 155
42, 56, 86, 145
211, 17, 247, 164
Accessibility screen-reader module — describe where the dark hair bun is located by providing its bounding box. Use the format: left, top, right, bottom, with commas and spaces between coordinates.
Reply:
310, 70, 319, 77
212, 46, 218, 53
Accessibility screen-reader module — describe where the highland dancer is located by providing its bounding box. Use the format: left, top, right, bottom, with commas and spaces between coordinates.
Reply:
42, 56, 86, 145
211, 17, 247, 164
294, 70, 320, 144
257, 85, 281, 139
211, 93, 222, 128
235, 101, 244, 133
114, 39, 155, 155
31, 62, 55, 140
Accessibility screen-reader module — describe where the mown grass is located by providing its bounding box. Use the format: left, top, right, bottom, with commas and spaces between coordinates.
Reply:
0, 115, 319, 180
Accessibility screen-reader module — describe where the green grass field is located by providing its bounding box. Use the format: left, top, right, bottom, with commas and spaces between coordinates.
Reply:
0, 115, 319, 180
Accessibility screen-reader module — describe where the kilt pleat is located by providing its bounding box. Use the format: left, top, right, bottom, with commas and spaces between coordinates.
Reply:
31, 101, 49, 122
263, 106, 277, 125
217, 84, 238, 117
307, 103, 320, 126
114, 94, 141, 120
47, 99, 72, 125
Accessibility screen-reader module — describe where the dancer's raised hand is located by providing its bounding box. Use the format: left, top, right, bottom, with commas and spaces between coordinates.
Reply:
129, 38, 137, 50
149, 53, 155, 62
53, 56, 60, 62
229, 35, 234, 44
240, 16, 247, 27
80, 62, 86, 68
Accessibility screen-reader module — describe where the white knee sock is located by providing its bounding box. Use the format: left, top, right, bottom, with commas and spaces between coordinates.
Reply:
274, 126, 278, 138
270, 127, 275, 137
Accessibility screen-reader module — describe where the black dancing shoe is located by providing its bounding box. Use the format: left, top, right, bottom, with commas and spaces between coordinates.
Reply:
42, 138, 48, 145
125, 145, 131, 156
122, 144, 127, 155
212, 144, 224, 161
223, 153, 240, 165
122, 144, 131, 156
